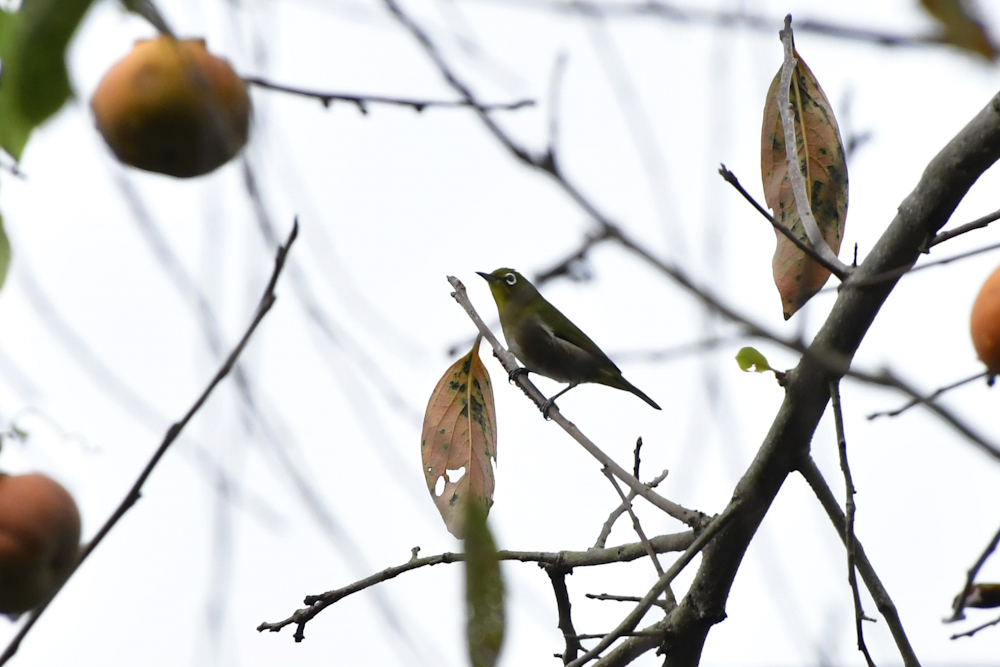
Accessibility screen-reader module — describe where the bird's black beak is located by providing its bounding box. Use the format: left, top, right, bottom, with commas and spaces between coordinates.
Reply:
476, 271, 499, 283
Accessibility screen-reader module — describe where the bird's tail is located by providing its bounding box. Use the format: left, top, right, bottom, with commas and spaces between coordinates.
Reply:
611, 376, 662, 410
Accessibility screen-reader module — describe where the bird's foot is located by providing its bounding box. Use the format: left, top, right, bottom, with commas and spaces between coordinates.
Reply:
539, 398, 557, 420
508, 367, 529, 384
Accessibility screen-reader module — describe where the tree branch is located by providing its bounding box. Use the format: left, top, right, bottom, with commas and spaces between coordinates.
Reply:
830, 382, 876, 667
258, 531, 694, 641
949, 523, 1000, 622
548, 567, 583, 664
0, 220, 299, 666
799, 457, 920, 667
244, 76, 534, 113
719, 164, 848, 278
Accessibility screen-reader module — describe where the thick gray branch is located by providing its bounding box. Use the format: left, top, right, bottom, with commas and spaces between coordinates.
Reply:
661, 92, 1000, 667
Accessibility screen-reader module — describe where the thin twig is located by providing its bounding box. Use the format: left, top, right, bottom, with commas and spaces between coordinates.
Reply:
857, 368, 1000, 461
951, 612, 1000, 639
798, 457, 921, 667
463, 0, 948, 50
719, 164, 846, 278
632, 437, 642, 479
929, 207, 1000, 247
244, 76, 534, 113
601, 468, 664, 577
565, 503, 740, 667
594, 468, 669, 549
0, 221, 298, 666
831, 382, 877, 667
843, 239, 1000, 290
547, 567, 583, 664
586, 593, 671, 610
949, 523, 1000, 622
776, 16, 850, 278
259, 531, 695, 640
868, 370, 989, 419
448, 275, 707, 529
573, 631, 662, 640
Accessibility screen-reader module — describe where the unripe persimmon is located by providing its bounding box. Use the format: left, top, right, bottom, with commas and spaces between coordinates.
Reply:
0, 473, 81, 614
91, 35, 250, 178
971, 264, 1000, 374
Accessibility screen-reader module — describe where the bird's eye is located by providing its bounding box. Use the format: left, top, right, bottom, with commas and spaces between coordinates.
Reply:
504, 273, 517, 286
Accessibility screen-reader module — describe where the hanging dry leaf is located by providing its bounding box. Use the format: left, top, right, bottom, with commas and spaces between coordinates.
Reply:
421, 336, 497, 538
761, 46, 848, 319
921, 0, 997, 61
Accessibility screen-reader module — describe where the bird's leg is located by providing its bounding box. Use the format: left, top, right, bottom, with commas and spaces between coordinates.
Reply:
508, 367, 529, 384
540, 383, 576, 419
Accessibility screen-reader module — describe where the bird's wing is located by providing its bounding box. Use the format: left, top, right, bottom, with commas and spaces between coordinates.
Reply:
542, 299, 622, 373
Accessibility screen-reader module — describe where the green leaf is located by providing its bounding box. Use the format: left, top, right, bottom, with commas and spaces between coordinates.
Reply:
736, 347, 772, 373
0, 213, 9, 292
0, 0, 97, 160
465, 499, 504, 667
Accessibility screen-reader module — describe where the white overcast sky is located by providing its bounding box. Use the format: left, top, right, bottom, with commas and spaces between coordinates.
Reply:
0, 0, 999, 666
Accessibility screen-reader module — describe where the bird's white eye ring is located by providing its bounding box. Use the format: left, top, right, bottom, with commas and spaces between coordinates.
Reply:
504, 273, 517, 286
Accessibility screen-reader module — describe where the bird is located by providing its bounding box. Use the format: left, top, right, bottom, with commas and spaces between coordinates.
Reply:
477, 268, 661, 415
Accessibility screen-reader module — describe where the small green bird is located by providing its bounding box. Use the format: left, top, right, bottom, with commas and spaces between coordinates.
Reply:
477, 268, 661, 414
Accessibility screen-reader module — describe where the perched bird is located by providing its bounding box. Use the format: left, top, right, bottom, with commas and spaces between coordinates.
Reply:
477, 268, 661, 415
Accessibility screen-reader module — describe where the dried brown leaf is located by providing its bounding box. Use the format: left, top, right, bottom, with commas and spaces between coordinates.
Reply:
421, 337, 497, 538
761, 46, 849, 319
921, 0, 997, 61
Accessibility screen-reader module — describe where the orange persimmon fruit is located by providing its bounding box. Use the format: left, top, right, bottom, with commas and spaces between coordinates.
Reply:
91, 35, 250, 178
971, 264, 1000, 374
0, 473, 81, 614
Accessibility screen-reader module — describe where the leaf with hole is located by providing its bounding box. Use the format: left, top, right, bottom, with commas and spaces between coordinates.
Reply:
421, 336, 497, 538
761, 44, 848, 319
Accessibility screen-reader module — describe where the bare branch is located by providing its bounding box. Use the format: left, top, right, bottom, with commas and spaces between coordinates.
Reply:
868, 370, 989, 419
244, 75, 534, 113
0, 221, 299, 666
830, 382, 877, 667
719, 164, 848, 277
595, 469, 669, 549
948, 523, 1000, 622
586, 593, 671, 611
951, 612, 1000, 639
566, 504, 740, 667
462, 0, 947, 50
601, 468, 665, 578
799, 457, 920, 667
259, 532, 695, 640
929, 207, 1000, 247
548, 567, 583, 664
